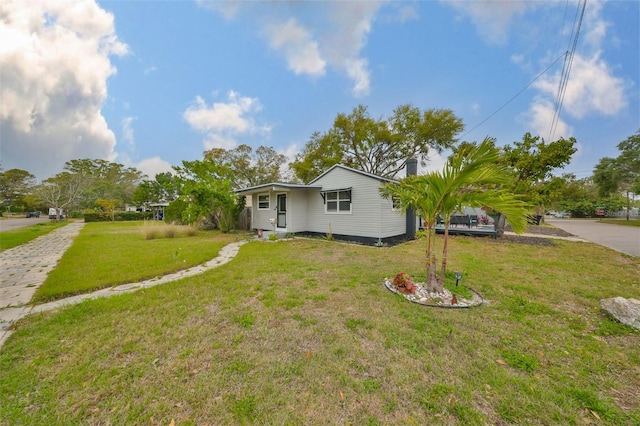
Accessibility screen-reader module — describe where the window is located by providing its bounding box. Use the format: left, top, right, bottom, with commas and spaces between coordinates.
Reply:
392, 196, 401, 211
325, 190, 351, 213
257, 193, 269, 210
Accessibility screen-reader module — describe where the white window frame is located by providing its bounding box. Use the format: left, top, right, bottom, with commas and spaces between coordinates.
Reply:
257, 193, 270, 210
325, 190, 352, 214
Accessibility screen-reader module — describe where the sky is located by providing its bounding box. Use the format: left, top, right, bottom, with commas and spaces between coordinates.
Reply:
1, 0, 638, 183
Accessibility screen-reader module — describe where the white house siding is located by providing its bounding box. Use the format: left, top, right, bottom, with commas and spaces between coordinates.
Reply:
288, 190, 310, 233
306, 167, 405, 239
251, 192, 276, 231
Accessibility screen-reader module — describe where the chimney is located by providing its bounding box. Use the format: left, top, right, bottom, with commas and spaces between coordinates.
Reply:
405, 159, 418, 239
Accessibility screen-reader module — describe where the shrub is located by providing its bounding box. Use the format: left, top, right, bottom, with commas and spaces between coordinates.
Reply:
392, 272, 416, 294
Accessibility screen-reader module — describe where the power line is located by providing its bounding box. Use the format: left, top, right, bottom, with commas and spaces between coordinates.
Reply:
549, 0, 587, 141
461, 53, 566, 140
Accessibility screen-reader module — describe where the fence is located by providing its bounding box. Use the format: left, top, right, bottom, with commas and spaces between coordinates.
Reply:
237, 207, 252, 230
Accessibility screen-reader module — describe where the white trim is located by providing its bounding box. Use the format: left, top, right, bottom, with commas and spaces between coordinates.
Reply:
324, 189, 352, 214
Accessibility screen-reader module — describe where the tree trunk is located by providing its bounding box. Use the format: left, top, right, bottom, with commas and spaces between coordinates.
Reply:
626, 190, 630, 221
438, 223, 449, 294
494, 213, 506, 238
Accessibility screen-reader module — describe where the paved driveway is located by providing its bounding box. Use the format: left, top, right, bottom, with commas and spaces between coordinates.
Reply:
0, 217, 50, 231
546, 218, 640, 257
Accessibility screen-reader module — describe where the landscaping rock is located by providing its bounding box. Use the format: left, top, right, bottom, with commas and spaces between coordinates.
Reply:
599, 297, 640, 330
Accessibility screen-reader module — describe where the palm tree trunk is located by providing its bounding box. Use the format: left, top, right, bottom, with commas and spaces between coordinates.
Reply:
438, 221, 449, 293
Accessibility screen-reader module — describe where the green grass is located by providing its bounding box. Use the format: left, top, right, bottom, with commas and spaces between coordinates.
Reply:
0, 221, 68, 251
31, 221, 243, 303
598, 218, 640, 227
1, 233, 639, 424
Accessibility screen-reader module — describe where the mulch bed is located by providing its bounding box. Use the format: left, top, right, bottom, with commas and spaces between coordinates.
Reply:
497, 224, 575, 247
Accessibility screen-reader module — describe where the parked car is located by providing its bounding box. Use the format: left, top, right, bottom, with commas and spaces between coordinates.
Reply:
26, 211, 41, 218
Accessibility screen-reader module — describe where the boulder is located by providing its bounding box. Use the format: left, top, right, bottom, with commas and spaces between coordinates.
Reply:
599, 297, 640, 330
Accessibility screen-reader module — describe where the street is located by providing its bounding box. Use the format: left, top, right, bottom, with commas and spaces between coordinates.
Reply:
546, 218, 640, 257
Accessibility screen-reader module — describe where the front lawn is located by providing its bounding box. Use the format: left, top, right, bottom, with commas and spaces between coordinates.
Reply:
31, 222, 245, 303
1, 234, 639, 424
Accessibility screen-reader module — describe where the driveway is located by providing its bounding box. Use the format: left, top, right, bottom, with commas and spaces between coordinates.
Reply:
0, 217, 51, 231
546, 218, 640, 257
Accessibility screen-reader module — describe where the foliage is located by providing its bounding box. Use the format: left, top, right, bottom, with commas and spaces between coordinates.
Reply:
381, 138, 529, 292
83, 212, 153, 222
593, 130, 640, 220
204, 144, 288, 188
0, 168, 36, 209
500, 132, 577, 212
33, 172, 90, 221
62, 159, 144, 210
133, 172, 180, 207
291, 104, 464, 182
392, 272, 416, 294
95, 198, 119, 221
173, 158, 245, 231
164, 198, 189, 224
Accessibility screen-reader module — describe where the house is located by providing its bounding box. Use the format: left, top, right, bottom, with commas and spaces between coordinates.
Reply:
236, 160, 419, 245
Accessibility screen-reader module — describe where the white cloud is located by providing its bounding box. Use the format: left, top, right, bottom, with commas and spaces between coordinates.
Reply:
520, 97, 572, 140
200, 1, 383, 97
533, 53, 626, 119
442, 0, 532, 45
0, 0, 127, 180
264, 18, 326, 76
183, 91, 271, 150
322, 2, 382, 97
121, 116, 137, 149
135, 157, 174, 179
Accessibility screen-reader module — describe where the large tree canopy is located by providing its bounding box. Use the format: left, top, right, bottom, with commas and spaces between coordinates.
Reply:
173, 159, 244, 231
62, 159, 144, 210
0, 168, 36, 209
593, 130, 640, 219
204, 144, 288, 189
500, 132, 577, 211
291, 104, 464, 182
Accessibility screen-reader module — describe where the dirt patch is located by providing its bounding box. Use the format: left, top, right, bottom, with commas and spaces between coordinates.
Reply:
496, 234, 558, 247
505, 224, 575, 237
493, 224, 575, 247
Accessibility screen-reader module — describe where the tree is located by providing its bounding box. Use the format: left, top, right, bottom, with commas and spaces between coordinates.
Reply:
381, 139, 529, 293
291, 104, 464, 182
593, 130, 640, 220
33, 172, 90, 221
501, 132, 577, 214
133, 172, 180, 208
173, 159, 244, 231
0, 168, 36, 210
62, 159, 144, 210
203, 144, 288, 188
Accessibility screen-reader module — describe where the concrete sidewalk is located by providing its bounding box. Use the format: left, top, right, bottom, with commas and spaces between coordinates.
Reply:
0, 222, 246, 350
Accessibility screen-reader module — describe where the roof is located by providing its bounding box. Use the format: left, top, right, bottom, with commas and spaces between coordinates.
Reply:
235, 182, 322, 195
309, 164, 397, 184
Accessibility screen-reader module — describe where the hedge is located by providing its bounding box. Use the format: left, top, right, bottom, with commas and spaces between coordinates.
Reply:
84, 212, 155, 222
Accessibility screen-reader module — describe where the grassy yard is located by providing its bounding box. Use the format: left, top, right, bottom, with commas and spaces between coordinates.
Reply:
0, 221, 68, 252
1, 230, 639, 424
598, 218, 640, 227
32, 222, 245, 303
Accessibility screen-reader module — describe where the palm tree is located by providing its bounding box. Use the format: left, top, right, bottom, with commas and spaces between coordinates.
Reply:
382, 139, 529, 293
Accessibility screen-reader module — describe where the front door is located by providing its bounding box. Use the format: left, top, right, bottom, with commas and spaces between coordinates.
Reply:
277, 194, 287, 228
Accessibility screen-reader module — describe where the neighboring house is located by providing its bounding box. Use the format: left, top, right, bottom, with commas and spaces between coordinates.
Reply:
236, 160, 419, 245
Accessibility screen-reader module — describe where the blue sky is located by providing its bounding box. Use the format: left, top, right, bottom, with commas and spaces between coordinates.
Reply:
1, 0, 638, 182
